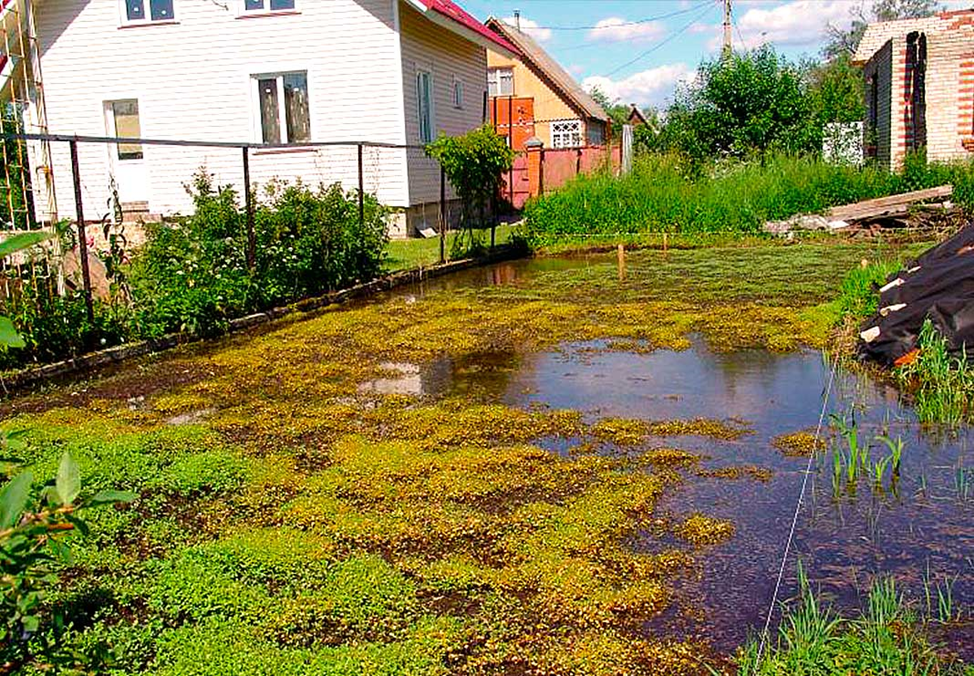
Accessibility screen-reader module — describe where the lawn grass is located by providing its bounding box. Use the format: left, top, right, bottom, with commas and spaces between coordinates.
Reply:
3, 240, 965, 675
384, 224, 517, 271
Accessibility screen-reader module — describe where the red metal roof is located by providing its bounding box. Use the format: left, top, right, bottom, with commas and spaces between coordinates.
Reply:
413, 0, 518, 53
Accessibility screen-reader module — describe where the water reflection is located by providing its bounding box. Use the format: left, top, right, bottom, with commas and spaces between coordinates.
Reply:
460, 337, 974, 655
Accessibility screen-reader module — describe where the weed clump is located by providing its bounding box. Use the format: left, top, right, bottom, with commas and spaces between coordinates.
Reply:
674, 514, 735, 546
773, 430, 826, 457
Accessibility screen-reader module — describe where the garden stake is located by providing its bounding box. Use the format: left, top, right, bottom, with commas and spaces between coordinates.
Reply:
68, 139, 94, 323
617, 244, 626, 280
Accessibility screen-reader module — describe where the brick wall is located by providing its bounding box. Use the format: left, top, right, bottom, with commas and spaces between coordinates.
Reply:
862, 10, 974, 169
865, 40, 894, 166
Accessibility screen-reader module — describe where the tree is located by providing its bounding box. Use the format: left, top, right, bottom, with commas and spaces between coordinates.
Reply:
824, 0, 944, 59
426, 125, 515, 247
588, 86, 631, 138
808, 52, 866, 126
662, 46, 818, 160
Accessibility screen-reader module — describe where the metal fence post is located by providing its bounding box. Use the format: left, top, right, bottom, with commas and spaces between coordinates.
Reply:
242, 146, 255, 271
69, 139, 94, 323
439, 165, 446, 264
357, 143, 364, 228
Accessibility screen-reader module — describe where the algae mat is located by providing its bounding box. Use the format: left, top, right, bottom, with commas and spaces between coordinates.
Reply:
3, 243, 952, 675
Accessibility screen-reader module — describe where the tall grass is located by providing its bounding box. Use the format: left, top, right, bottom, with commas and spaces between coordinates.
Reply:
834, 260, 903, 320
738, 572, 969, 675
898, 320, 974, 425
523, 152, 974, 245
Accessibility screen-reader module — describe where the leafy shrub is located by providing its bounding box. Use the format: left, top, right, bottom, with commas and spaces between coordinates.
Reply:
253, 180, 388, 308
127, 171, 388, 339
426, 125, 514, 229
0, 452, 135, 672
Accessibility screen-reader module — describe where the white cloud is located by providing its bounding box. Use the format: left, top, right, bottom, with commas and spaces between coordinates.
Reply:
587, 17, 666, 42
730, 0, 862, 49
700, 0, 866, 51
501, 16, 551, 42
583, 63, 695, 108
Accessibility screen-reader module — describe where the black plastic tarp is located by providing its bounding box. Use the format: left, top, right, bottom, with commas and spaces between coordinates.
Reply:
859, 226, 974, 365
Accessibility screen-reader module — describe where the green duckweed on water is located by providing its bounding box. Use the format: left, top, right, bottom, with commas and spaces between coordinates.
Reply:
4, 241, 962, 675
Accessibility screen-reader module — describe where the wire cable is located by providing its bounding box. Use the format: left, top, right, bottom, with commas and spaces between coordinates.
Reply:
603, 0, 720, 78
754, 353, 840, 665
510, 1, 715, 31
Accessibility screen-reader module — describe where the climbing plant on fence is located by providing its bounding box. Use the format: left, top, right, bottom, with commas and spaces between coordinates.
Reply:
426, 124, 515, 237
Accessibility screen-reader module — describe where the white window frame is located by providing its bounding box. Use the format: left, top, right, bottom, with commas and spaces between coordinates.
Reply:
551, 119, 583, 148
488, 67, 513, 97
239, 0, 297, 16
417, 69, 435, 144
118, 0, 176, 26
453, 77, 464, 110
251, 71, 311, 144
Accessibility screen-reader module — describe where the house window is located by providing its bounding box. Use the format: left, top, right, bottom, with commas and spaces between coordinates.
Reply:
254, 72, 310, 144
587, 123, 604, 146
488, 68, 513, 97
123, 0, 174, 23
551, 119, 582, 148
244, 0, 295, 11
417, 70, 434, 144
109, 100, 143, 160
453, 78, 464, 109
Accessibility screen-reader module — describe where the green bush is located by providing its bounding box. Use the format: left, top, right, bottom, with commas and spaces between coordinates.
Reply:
128, 171, 388, 338
0, 170, 390, 369
523, 152, 974, 245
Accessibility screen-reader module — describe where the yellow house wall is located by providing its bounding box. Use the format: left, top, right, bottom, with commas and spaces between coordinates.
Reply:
487, 47, 584, 147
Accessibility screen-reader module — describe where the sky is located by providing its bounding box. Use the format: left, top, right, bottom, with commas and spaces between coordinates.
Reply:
458, 0, 973, 109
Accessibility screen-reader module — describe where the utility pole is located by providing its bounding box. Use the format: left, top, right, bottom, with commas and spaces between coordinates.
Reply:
722, 0, 732, 59
514, 9, 520, 31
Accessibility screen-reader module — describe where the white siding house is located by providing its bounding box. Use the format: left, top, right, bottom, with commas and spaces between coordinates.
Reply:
24, 0, 515, 235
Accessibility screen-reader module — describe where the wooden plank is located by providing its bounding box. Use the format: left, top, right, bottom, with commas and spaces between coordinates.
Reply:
827, 185, 952, 221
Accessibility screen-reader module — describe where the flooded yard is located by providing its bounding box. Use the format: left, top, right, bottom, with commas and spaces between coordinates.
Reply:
4, 243, 971, 674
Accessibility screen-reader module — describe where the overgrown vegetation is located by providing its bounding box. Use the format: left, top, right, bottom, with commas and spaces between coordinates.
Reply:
0, 172, 389, 368
5, 242, 965, 675
523, 151, 974, 244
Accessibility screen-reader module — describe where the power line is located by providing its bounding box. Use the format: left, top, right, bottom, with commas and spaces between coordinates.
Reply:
602, 0, 720, 78
510, 1, 715, 31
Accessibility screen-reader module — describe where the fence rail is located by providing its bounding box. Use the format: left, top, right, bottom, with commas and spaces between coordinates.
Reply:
0, 131, 452, 323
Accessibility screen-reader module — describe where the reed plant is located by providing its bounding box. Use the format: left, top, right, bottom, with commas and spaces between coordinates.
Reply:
738, 572, 969, 675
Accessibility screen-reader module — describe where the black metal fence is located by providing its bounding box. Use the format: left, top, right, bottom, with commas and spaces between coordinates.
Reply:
1, 131, 456, 323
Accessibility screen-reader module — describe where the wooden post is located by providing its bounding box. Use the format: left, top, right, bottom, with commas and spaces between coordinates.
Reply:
242, 147, 255, 271
539, 148, 545, 196
439, 164, 446, 264
617, 244, 626, 281
663, 232, 668, 254
69, 139, 94, 323
576, 148, 582, 176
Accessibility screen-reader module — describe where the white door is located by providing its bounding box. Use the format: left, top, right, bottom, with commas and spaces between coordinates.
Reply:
105, 99, 149, 204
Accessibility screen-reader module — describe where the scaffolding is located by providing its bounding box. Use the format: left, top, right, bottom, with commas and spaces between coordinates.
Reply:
0, 0, 61, 299
0, 0, 56, 230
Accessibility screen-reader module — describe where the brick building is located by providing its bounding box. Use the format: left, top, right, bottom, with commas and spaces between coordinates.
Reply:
854, 10, 974, 169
